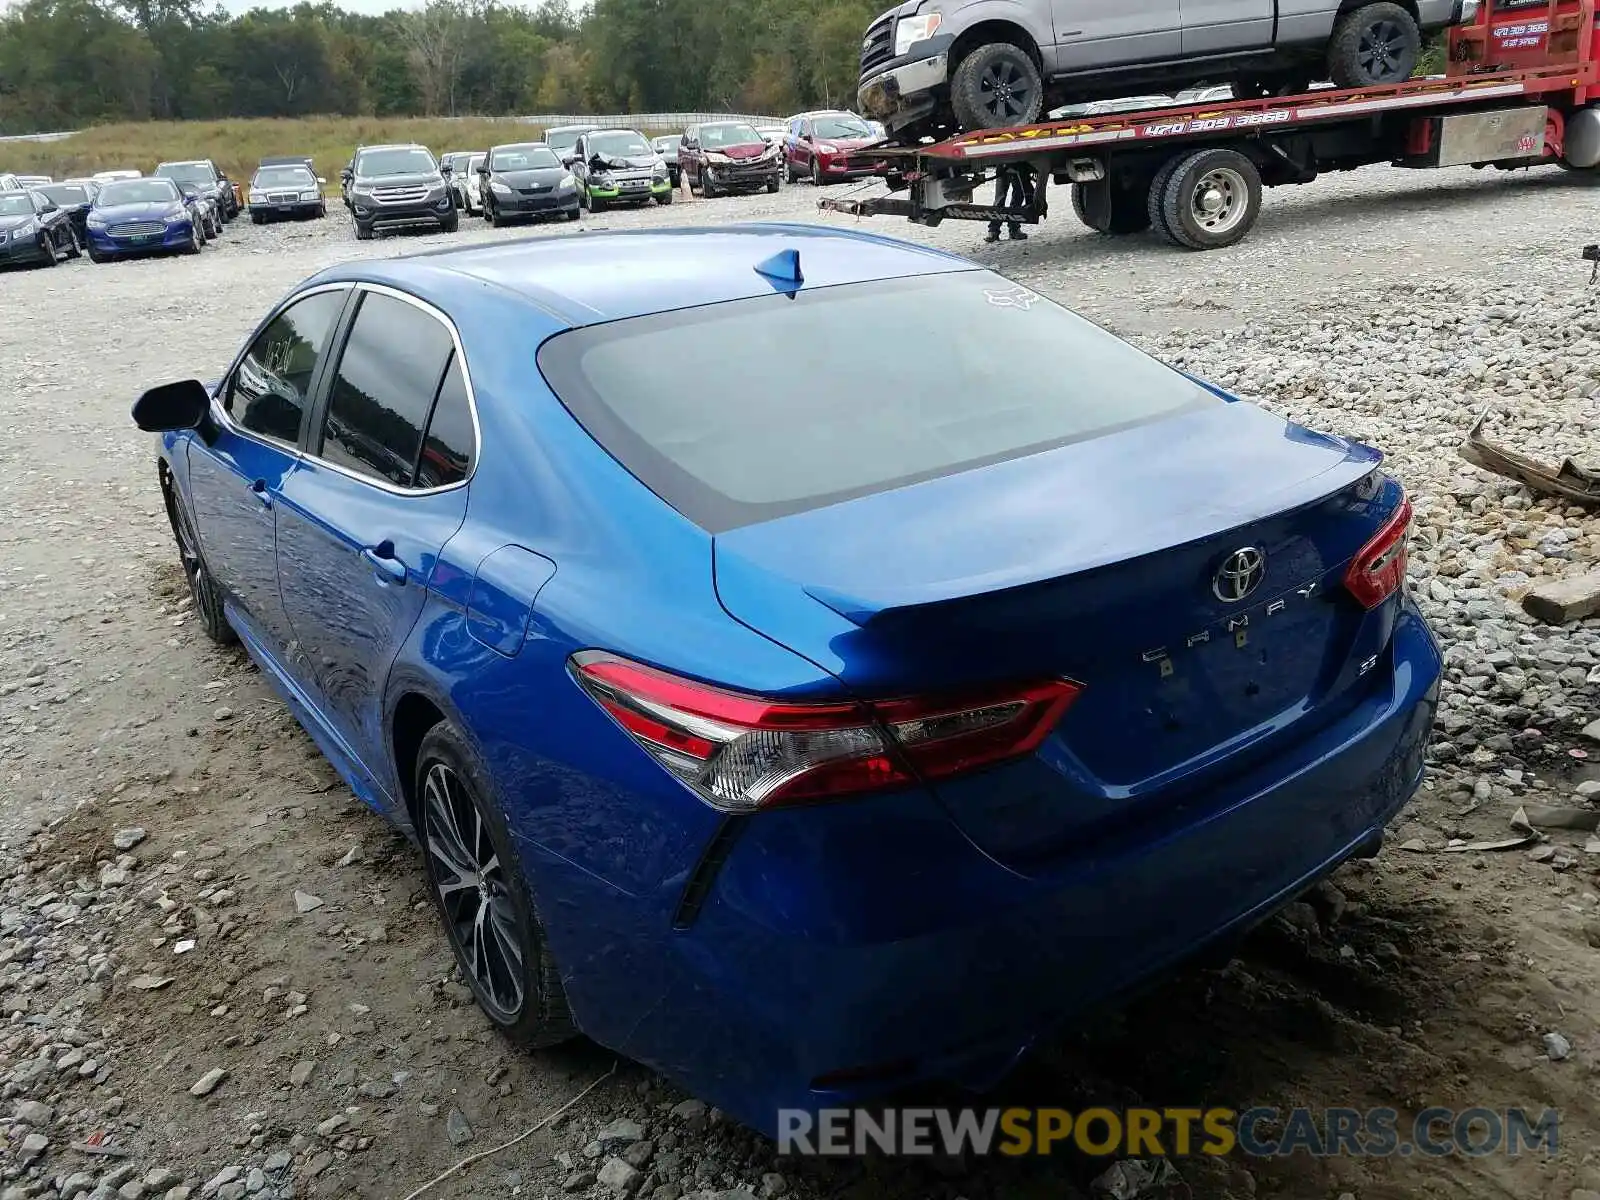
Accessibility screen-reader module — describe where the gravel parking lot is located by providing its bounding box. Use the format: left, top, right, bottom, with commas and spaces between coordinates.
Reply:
4, 165, 1600, 1200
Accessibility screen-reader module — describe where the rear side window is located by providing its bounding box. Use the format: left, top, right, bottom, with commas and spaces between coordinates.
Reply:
538, 271, 1219, 532
319, 291, 455, 488
416, 353, 475, 489
228, 289, 346, 445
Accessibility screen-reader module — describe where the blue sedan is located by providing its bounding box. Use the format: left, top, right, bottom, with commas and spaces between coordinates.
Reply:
131, 226, 1441, 1135
85, 177, 204, 262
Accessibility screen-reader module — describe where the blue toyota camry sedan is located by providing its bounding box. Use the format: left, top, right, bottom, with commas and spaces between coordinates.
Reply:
132, 225, 1441, 1135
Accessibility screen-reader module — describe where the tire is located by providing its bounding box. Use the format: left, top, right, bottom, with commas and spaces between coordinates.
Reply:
700, 172, 717, 199
87, 245, 106, 264
439, 211, 459, 234
164, 481, 235, 646
785, 159, 799, 184
488, 201, 502, 227
65, 226, 81, 259
589, 190, 608, 212
1327, 2, 1421, 89
766, 175, 779, 194
354, 219, 374, 241
950, 41, 1045, 132
811, 159, 823, 187
1159, 147, 1263, 250
1147, 155, 1186, 245
566, 208, 580, 221
415, 722, 576, 1048
655, 188, 673, 205
183, 223, 203, 255
251, 211, 264, 225
40, 234, 59, 266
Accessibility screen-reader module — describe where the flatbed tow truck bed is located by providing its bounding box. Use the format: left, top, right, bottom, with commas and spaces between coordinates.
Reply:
821, 0, 1600, 250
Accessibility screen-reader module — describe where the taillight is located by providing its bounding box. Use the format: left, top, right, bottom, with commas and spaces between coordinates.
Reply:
1343, 494, 1413, 610
570, 651, 1082, 813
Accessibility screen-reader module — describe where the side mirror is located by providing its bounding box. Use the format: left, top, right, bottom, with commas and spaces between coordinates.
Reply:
133, 379, 215, 441
340, 169, 353, 182
802, 133, 813, 143
39, 200, 57, 212
440, 163, 453, 176
316, 176, 326, 185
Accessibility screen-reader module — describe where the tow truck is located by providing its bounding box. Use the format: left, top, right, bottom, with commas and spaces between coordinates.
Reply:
822, 0, 1600, 250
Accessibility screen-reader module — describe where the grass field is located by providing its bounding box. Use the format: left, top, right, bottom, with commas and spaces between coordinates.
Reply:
0, 115, 667, 192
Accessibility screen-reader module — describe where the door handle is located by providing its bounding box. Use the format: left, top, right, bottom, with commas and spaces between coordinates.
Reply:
249, 479, 272, 510
361, 544, 408, 585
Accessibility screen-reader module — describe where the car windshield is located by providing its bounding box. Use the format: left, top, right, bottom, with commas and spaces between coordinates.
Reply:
538, 271, 1219, 532
38, 185, 88, 205
0, 194, 34, 217
588, 131, 651, 158
157, 163, 214, 184
356, 148, 436, 177
545, 129, 590, 153
699, 123, 763, 149
811, 115, 873, 139
255, 167, 315, 188
98, 179, 180, 206
491, 144, 560, 171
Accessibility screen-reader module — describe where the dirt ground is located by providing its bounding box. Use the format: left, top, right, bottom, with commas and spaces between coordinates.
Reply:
3, 165, 1600, 1200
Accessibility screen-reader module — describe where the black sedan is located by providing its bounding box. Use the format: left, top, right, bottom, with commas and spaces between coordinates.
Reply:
0, 189, 80, 268
35, 182, 99, 241
479, 142, 580, 226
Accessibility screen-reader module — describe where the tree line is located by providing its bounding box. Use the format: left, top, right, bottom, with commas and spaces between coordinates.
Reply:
0, 0, 884, 133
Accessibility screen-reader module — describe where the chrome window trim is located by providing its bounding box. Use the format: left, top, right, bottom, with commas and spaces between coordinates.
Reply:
299, 281, 483, 498
211, 281, 353, 456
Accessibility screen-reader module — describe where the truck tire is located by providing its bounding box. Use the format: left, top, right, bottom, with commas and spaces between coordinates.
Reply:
951, 42, 1044, 132
1159, 147, 1262, 250
1327, 2, 1421, 88
1070, 180, 1151, 235
1147, 155, 1186, 245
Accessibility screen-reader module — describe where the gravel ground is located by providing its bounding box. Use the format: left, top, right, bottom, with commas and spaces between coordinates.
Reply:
4, 163, 1600, 1200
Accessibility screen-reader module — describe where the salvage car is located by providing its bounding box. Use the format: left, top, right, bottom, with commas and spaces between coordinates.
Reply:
678, 121, 781, 196
571, 129, 672, 210
479, 142, 580, 225
443, 152, 487, 214
0, 188, 81, 267
651, 135, 682, 188
858, 0, 1464, 137
132, 225, 1441, 1136
155, 159, 240, 222
176, 182, 223, 241
85, 177, 205, 261
783, 110, 884, 185
35, 181, 99, 241
341, 143, 458, 240
248, 161, 327, 223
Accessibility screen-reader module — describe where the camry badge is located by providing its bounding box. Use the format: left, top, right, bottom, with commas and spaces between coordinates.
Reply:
1213, 547, 1266, 604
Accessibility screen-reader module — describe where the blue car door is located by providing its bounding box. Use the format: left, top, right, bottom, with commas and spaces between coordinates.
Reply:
185, 287, 349, 661
274, 286, 473, 808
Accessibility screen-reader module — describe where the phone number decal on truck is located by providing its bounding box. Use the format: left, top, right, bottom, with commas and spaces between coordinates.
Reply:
1137, 110, 1292, 138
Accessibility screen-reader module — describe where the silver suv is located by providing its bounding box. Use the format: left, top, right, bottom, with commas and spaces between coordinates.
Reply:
858, 0, 1470, 139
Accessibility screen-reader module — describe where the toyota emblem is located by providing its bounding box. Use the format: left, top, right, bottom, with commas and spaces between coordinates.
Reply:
1213, 547, 1266, 603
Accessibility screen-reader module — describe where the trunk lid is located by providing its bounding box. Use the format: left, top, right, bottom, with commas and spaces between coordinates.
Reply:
713, 402, 1398, 861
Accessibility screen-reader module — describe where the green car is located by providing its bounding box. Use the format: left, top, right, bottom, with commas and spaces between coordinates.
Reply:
570, 128, 673, 211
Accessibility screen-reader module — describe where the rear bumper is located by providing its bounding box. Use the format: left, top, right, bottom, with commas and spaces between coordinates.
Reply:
530, 600, 1441, 1136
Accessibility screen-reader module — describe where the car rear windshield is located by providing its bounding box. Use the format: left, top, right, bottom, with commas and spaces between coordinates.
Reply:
699, 123, 762, 149
39, 185, 88, 204
98, 179, 180, 205
492, 144, 560, 170
157, 163, 214, 184
538, 271, 1221, 532
255, 167, 314, 188
357, 148, 436, 177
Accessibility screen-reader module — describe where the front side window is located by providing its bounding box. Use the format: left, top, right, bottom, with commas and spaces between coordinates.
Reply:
318, 292, 455, 488
538, 271, 1221, 532
228, 290, 346, 445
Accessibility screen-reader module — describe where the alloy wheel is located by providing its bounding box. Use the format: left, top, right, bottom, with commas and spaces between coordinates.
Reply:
172, 497, 217, 617
1357, 19, 1409, 82
422, 761, 526, 1022
979, 59, 1036, 123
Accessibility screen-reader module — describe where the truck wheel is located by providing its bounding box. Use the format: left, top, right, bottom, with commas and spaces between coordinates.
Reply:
1070, 179, 1151, 235
1160, 148, 1262, 250
950, 42, 1044, 132
1327, 2, 1420, 88
1147, 155, 1186, 244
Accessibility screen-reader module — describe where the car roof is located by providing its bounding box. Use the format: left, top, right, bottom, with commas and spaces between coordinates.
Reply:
306, 224, 974, 330
157, 160, 209, 168
357, 143, 426, 152
545, 124, 596, 132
